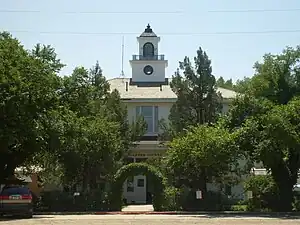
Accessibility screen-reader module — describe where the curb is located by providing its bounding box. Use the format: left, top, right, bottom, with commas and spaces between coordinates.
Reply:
34, 211, 300, 216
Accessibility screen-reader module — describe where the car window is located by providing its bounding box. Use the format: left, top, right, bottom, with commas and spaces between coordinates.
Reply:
1, 187, 30, 195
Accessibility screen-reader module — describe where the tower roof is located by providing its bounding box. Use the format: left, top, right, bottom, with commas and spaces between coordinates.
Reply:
139, 24, 157, 37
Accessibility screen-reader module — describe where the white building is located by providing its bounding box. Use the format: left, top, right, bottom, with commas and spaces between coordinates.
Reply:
108, 24, 237, 204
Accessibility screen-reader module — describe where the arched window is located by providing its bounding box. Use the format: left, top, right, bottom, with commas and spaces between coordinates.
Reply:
143, 42, 154, 58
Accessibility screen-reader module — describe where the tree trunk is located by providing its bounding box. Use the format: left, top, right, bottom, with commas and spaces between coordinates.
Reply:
272, 165, 296, 212
277, 182, 294, 212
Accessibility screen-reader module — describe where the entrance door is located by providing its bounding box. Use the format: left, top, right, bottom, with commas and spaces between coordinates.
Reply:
134, 175, 146, 204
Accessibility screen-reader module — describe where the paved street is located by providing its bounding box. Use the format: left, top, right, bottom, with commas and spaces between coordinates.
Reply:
1, 215, 300, 225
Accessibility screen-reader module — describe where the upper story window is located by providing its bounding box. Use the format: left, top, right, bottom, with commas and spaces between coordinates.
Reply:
136, 106, 159, 134
143, 42, 154, 57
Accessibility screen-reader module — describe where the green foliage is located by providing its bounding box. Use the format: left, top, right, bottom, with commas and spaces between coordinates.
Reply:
244, 175, 279, 211
109, 163, 166, 211
234, 77, 251, 93
292, 196, 300, 211
36, 190, 110, 212
165, 124, 240, 195
177, 189, 233, 211
235, 98, 300, 211
31, 43, 65, 73
0, 32, 145, 192
250, 46, 300, 104
225, 46, 300, 211
167, 47, 222, 137
54, 63, 145, 189
231, 204, 248, 211
162, 186, 182, 211
0, 32, 61, 182
224, 95, 274, 129
216, 76, 251, 93
216, 77, 234, 90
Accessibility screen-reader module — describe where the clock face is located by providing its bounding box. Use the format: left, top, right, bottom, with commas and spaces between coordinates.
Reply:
143, 65, 154, 75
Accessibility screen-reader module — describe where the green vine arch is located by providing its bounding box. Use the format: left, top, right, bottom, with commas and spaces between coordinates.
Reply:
109, 163, 166, 211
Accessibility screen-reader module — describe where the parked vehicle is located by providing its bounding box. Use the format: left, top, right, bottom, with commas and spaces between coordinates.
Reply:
0, 185, 33, 218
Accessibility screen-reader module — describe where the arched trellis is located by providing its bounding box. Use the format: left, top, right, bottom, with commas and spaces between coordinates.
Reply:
109, 163, 166, 211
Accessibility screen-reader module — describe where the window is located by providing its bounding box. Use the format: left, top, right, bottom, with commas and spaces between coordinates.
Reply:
135, 158, 147, 163
136, 106, 159, 134
224, 184, 232, 196
137, 179, 144, 187
125, 157, 134, 165
127, 176, 134, 192
143, 42, 154, 57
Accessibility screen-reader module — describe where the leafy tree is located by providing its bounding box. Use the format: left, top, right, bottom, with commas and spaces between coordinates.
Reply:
223, 95, 274, 129
54, 63, 145, 190
31, 43, 65, 73
0, 32, 61, 182
225, 46, 300, 211
249, 46, 300, 104
244, 175, 279, 211
164, 47, 222, 137
234, 77, 251, 93
236, 98, 300, 211
224, 78, 233, 89
164, 124, 239, 198
216, 76, 225, 87
216, 77, 235, 90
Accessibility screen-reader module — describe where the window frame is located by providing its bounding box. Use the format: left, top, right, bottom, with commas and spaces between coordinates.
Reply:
136, 106, 159, 134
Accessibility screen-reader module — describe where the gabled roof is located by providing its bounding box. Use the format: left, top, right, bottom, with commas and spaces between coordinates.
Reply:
108, 78, 237, 100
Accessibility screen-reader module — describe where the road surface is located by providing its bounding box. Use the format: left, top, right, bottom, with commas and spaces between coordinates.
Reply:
1, 214, 300, 224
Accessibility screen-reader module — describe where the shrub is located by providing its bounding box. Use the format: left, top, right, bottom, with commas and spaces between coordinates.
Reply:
177, 188, 233, 211
231, 204, 247, 211
292, 194, 300, 211
162, 186, 182, 211
36, 190, 110, 212
244, 175, 279, 211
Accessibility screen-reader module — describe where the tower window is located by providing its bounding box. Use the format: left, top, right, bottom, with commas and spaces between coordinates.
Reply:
143, 42, 154, 58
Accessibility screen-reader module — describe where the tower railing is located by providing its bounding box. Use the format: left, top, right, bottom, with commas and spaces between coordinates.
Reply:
132, 55, 165, 60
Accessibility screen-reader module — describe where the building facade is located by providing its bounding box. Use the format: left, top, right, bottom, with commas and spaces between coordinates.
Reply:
108, 24, 237, 204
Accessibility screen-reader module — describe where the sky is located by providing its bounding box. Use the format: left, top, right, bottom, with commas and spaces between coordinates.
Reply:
1, 0, 300, 82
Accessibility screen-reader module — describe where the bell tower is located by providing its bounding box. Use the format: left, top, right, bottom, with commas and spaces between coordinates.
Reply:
130, 24, 168, 84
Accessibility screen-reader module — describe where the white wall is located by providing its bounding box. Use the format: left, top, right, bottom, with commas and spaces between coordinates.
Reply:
137, 36, 160, 56
131, 61, 166, 83
222, 103, 230, 114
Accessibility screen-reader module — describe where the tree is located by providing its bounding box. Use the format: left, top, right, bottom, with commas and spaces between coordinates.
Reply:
165, 47, 222, 137
234, 77, 251, 93
31, 43, 65, 73
236, 98, 300, 211
224, 78, 233, 89
225, 46, 300, 211
164, 124, 239, 198
53, 63, 145, 190
216, 77, 235, 90
0, 32, 61, 182
216, 76, 225, 87
249, 46, 300, 104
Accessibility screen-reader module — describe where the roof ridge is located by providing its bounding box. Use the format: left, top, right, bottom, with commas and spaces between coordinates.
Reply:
107, 77, 130, 81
